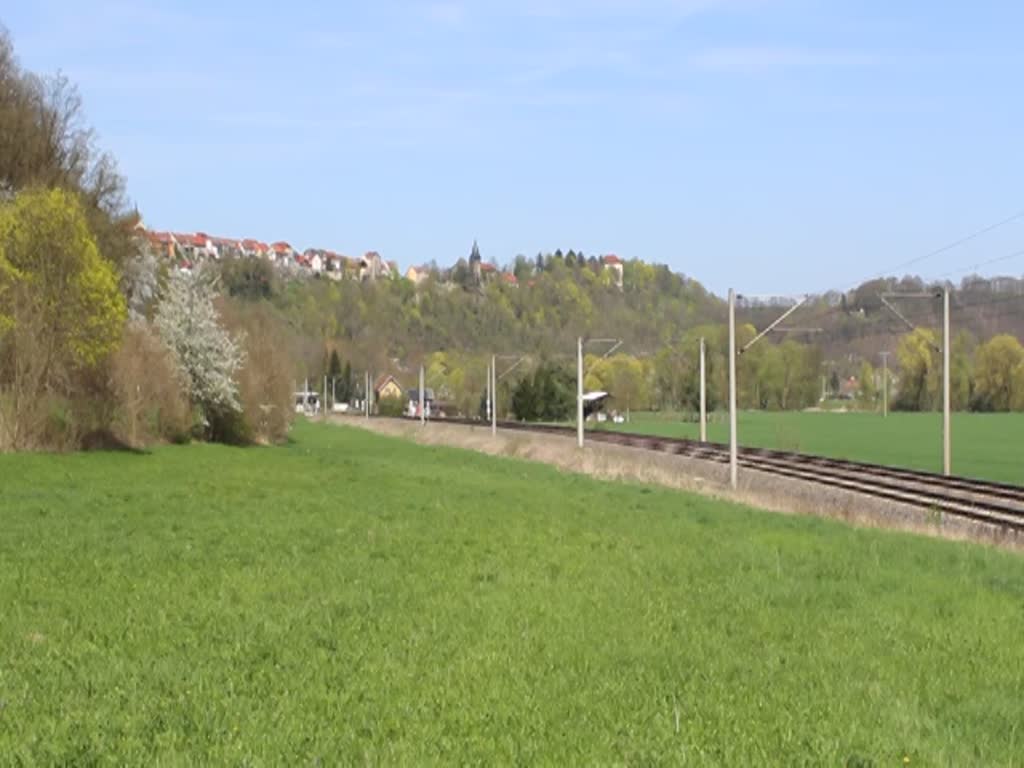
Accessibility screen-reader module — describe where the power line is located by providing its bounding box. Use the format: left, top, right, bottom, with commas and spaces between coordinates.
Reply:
887, 210, 1024, 274
834, 208, 1024, 293
928, 247, 1024, 281
750, 288, 1024, 351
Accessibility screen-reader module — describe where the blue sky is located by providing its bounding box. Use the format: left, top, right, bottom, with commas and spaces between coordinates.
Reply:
5, 0, 1024, 295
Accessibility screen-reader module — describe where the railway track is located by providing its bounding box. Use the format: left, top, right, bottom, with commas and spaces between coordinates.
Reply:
406, 416, 1024, 534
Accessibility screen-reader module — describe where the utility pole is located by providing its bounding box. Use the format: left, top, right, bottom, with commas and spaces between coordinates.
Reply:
490, 354, 527, 436
365, 371, 370, 418
943, 287, 951, 476
881, 291, 949, 474
880, 352, 889, 418
575, 337, 621, 449
323, 375, 327, 419
419, 365, 425, 426
699, 337, 707, 443
729, 293, 815, 488
577, 336, 584, 449
485, 360, 491, 424
728, 289, 738, 490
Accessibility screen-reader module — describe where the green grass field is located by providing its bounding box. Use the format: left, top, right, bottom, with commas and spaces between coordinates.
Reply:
597, 410, 1024, 485
3, 421, 1024, 764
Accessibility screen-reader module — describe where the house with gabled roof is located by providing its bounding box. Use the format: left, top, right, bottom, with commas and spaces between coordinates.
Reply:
406, 265, 431, 284
374, 374, 403, 401
603, 254, 624, 289
144, 230, 175, 259
360, 251, 393, 281
241, 239, 270, 258
171, 232, 204, 261
270, 241, 295, 264
192, 233, 220, 260
212, 236, 243, 259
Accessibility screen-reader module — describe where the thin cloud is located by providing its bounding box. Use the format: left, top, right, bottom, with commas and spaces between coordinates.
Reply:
424, 2, 466, 25
692, 46, 880, 73
521, 0, 739, 17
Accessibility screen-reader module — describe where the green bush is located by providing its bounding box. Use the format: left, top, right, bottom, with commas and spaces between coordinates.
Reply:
511, 362, 574, 421
377, 395, 406, 417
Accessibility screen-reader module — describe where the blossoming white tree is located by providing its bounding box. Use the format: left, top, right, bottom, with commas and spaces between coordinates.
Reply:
154, 266, 244, 419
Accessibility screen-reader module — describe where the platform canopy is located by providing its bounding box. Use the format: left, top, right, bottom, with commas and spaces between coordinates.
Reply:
582, 391, 610, 418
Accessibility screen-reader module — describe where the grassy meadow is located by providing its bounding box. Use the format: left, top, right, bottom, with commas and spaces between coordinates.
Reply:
597, 410, 1024, 485
2, 420, 1024, 764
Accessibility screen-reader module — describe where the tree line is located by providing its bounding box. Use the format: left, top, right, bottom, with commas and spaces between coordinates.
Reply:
0, 29, 296, 451
884, 328, 1024, 412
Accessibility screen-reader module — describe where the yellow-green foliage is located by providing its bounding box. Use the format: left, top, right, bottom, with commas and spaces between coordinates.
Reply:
895, 327, 940, 410
584, 353, 652, 410
973, 333, 1024, 411
0, 188, 126, 366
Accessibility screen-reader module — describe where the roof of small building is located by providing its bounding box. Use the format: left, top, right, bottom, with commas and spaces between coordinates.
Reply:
374, 374, 401, 391
172, 232, 204, 247
146, 230, 174, 244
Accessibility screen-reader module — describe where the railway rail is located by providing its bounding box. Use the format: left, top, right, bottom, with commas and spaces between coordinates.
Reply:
395, 415, 1024, 534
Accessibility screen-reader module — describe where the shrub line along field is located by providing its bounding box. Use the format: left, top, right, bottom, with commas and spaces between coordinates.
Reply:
3, 420, 1024, 764
595, 410, 1024, 486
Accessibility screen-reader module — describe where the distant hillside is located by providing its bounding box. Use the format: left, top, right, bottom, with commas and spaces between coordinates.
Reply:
742, 275, 1024, 377
219, 250, 725, 369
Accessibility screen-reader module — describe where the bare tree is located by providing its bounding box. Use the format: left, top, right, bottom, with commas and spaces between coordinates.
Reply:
0, 26, 133, 268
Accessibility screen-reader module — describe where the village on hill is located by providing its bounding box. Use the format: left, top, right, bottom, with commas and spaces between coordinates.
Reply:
138, 225, 626, 289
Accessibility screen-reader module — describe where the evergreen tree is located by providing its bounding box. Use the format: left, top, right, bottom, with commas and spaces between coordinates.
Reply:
511, 363, 574, 422
327, 350, 342, 405
327, 349, 342, 378
513, 254, 532, 282
340, 360, 353, 403
511, 374, 538, 421
452, 260, 471, 289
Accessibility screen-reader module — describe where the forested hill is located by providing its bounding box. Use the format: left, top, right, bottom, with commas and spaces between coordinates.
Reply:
743, 275, 1024, 373
225, 253, 1024, 379
222, 255, 726, 370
